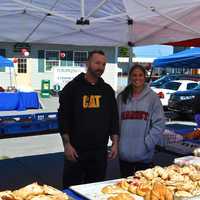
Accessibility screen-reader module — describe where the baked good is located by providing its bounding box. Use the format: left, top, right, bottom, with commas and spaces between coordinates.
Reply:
116, 180, 130, 190
0, 191, 18, 200
1, 183, 69, 200
13, 183, 43, 199
101, 185, 123, 194
175, 190, 193, 197
136, 185, 151, 197
107, 193, 135, 200
144, 182, 173, 200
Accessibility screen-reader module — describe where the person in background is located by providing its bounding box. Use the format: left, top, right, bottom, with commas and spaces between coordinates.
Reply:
193, 95, 200, 128
184, 95, 200, 139
117, 64, 165, 178
58, 50, 119, 187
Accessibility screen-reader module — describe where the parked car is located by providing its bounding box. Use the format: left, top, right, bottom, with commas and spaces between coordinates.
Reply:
152, 80, 198, 107
150, 74, 200, 88
168, 84, 200, 114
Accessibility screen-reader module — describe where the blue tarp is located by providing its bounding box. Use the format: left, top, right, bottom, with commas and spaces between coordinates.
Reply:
0, 92, 40, 111
0, 55, 13, 68
153, 48, 200, 69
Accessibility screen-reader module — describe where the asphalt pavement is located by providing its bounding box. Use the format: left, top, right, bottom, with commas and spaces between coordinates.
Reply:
0, 95, 197, 191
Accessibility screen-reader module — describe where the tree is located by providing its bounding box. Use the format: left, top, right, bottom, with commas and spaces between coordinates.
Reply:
119, 47, 129, 57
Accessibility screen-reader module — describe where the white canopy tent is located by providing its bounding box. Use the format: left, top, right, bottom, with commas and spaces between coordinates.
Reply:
1, 0, 200, 47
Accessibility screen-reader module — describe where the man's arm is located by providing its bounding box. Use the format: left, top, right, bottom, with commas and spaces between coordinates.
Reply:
110, 134, 119, 145
58, 86, 78, 161
61, 133, 70, 147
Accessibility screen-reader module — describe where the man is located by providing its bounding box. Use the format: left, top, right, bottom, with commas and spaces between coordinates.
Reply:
58, 50, 119, 187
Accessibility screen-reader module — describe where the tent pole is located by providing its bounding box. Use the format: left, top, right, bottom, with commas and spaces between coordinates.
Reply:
9, 67, 12, 87
85, 0, 109, 19
127, 46, 133, 84
80, 0, 85, 18
12, 0, 76, 23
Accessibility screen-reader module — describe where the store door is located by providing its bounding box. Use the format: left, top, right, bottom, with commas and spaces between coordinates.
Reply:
15, 58, 32, 90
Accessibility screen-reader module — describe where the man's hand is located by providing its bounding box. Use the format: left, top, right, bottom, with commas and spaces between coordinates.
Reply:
64, 143, 78, 161
108, 143, 118, 160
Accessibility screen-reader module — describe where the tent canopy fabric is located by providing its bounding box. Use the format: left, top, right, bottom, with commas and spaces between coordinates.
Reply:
153, 48, 200, 69
1, 0, 200, 46
0, 56, 14, 68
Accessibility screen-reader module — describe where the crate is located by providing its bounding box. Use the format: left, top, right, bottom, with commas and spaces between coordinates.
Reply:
35, 112, 58, 130
34, 112, 57, 121
47, 119, 58, 130
1, 121, 49, 135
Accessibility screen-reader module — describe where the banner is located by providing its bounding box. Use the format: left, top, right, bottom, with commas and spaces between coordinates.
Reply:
53, 67, 86, 90
53, 64, 120, 91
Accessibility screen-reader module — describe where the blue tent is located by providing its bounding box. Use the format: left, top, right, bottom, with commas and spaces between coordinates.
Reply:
153, 48, 200, 69
0, 56, 13, 68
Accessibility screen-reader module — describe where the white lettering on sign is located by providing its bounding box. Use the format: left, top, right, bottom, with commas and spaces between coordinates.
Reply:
53, 67, 86, 89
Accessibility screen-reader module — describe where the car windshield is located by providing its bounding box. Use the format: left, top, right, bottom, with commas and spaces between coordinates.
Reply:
193, 84, 200, 90
152, 75, 171, 84
161, 81, 181, 90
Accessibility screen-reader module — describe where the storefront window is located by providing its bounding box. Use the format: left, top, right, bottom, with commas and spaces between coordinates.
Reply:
74, 51, 88, 67
45, 51, 59, 71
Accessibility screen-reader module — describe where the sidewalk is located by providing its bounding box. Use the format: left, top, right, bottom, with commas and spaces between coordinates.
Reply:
0, 133, 120, 191
0, 121, 194, 191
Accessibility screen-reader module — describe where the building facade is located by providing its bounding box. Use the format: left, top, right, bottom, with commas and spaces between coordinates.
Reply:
0, 43, 118, 91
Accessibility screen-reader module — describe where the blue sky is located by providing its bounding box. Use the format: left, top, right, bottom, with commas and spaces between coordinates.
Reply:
133, 45, 173, 58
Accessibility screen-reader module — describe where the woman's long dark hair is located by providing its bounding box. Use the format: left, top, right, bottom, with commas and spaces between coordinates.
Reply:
121, 64, 146, 104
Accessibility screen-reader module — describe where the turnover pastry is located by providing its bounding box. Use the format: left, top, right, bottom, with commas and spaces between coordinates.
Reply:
108, 193, 135, 200
175, 190, 193, 198
13, 183, 43, 200
101, 185, 124, 194
0, 191, 18, 200
1, 183, 69, 200
116, 180, 130, 191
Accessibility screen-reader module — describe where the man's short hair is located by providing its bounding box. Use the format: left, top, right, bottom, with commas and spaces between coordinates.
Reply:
88, 50, 105, 60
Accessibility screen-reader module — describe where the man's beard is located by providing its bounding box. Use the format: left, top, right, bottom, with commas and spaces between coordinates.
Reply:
88, 68, 104, 78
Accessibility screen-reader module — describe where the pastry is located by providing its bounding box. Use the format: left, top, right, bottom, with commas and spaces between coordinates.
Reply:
0, 191, 18, 200
107, 193, 135, 200
116, 180, 130, 190
13, 183, 43, 200
101, 185, 123, 194
145, 182, 173, 200
136, 185, 151, 197
175, 190, 193, 197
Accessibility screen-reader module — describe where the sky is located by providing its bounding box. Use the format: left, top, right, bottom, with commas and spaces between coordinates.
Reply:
133, 45, 174, 58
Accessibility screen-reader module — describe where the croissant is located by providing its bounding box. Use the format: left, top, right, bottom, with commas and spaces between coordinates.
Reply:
144, 182, 173, 200
136, 186, 151, 197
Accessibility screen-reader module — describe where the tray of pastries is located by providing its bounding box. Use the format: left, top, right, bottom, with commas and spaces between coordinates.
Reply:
70, 179, 143, 200
0, 182, 70, 200
102, 165, 200, 200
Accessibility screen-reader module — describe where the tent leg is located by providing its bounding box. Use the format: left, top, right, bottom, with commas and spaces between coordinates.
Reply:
127, 46, 133, 84
9, 67, 12, 87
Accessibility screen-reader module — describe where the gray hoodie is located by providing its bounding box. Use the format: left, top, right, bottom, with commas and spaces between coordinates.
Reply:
117, 84, 165, 163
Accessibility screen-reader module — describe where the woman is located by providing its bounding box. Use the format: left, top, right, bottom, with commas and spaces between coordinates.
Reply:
117, 64, 165, 178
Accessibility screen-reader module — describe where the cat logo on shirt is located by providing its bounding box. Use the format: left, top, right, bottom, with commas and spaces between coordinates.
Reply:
83, 95, 101, 108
